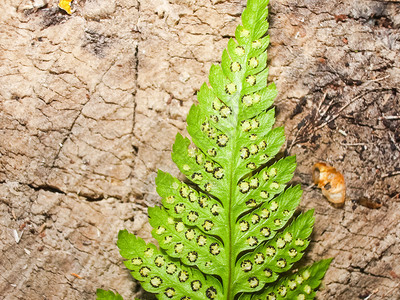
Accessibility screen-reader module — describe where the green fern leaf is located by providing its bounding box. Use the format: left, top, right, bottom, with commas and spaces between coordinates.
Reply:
114, 0, 331, 299
233, 210, 314, 294
238, 258, 333, 300
118, 230, 223, 298
96, 289, 124, 300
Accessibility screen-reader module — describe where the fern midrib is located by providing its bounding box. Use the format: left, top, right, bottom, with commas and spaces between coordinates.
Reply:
226, 137, 237, 300
225, 82, 247, 300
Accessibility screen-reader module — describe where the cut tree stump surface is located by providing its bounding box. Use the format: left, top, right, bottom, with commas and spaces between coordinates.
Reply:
0, 0, 399, 299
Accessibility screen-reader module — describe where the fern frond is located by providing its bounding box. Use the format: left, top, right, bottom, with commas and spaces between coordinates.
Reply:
110, 0, 331, 299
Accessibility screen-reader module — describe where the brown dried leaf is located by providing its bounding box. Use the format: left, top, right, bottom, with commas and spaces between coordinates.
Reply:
313, 162, 346, 207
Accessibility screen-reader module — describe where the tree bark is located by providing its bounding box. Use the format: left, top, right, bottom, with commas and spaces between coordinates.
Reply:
0, 0, 399, 299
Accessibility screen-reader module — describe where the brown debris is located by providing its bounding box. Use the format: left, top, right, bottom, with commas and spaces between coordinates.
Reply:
389, 270, 398, 279
312, 162, 346, 207
19, 222, 27, 231
71, 273, 82, 279
356, 197, 382, 209
38, 223, 47, 234
335, 14, 348, 22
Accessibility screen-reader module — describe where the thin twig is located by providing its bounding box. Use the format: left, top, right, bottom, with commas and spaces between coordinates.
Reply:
319, 97, 335, 118
379, 115, 400, 120
340, 142, 368, 147
363, 289, 378, 300
288, 75, 391, 151
287, 127, 303, 154
382, 283, 400, 298
388, 132, 400, 152
316, 93, 327, 112
366, 74, 390, 83
316, 92, 368, 130
304, 183, 316, 191
381, 170, 400, 178
287, 93, 326, 154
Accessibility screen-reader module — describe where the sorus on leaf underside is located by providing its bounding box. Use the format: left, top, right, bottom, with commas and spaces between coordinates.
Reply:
97, 0, 331, 299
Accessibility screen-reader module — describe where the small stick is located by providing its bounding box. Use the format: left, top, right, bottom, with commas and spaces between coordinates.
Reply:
381, 170, 400, 178
316, 92, 367, 130
316, 93, 327, 112
388, 132, 400, 152
379, 115, 400, 120
366, 74, 390, 83
287, 126, 303, 154
340, 142, 367, 146
288, 93, 327, 154
304, 183, 316, 191
382, 283, 400, 298
319, 97, 335, 118
364, 289, 378, 300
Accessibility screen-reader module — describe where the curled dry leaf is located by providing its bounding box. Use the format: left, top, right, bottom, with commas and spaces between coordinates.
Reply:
312, 162, 346, 207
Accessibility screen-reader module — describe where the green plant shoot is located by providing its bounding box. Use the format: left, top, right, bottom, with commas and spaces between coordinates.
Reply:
98, 0, 331, 299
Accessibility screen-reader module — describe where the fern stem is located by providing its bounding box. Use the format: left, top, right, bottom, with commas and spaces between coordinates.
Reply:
225, 103, 242, 300
226, 171, 234, 300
